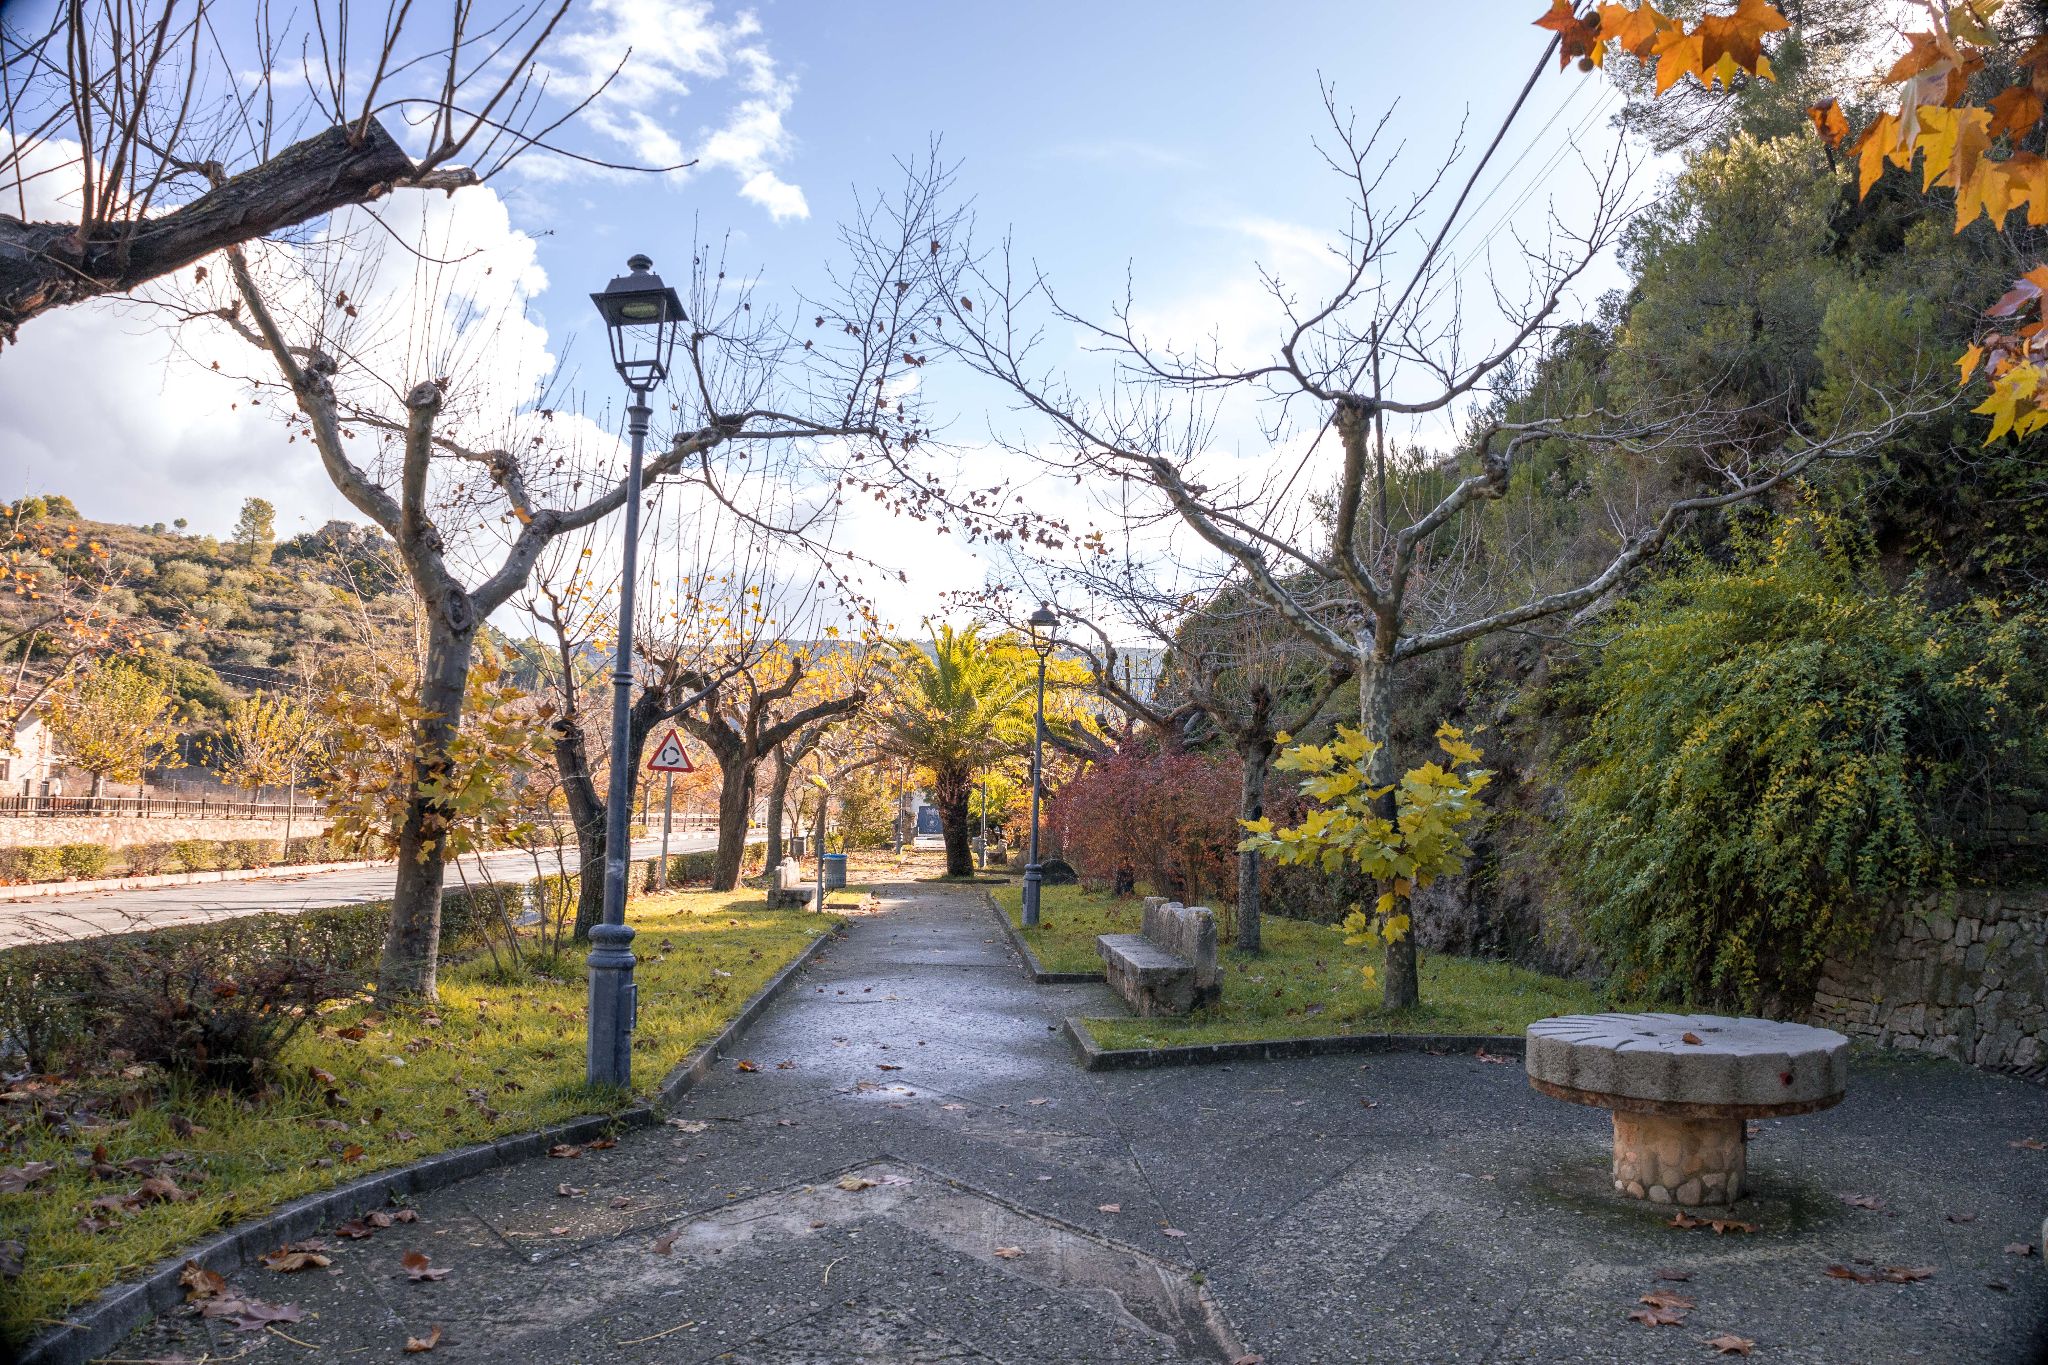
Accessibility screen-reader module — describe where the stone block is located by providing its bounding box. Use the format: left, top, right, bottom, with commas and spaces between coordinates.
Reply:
1097, 901, 1221, 1017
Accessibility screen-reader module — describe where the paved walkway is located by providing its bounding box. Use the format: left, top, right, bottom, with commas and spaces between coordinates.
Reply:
0, 835, 727, 946
118, 884, 2048, 1363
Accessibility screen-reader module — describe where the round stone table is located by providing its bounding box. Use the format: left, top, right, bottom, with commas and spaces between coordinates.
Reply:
1525, 1012, 1848, 1206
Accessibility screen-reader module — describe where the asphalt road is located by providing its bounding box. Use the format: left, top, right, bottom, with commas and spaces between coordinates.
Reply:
0, 834, 733, 947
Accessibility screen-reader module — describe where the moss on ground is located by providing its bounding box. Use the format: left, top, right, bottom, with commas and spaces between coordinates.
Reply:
0, 886, 854, 1348
994, 883, 1611, 1048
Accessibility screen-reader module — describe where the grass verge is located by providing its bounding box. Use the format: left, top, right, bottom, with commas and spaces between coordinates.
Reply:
0, 885, 853, 1348
994, 884, 1609, 1048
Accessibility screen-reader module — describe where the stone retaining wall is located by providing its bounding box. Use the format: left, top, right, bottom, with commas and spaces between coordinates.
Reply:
0, 814, 327, 849
1809, 887, 2048, 1069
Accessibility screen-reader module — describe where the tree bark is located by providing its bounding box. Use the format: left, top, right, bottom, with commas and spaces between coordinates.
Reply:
934, 763, 975, 876
1234, 737, 1274, 954
764, 745, 791, 868
552, 716, 608, 942
1358, 649, 1416, 1010
711, 760, 756, 889
379, 617, 476, 1000
0, 121, 419, 346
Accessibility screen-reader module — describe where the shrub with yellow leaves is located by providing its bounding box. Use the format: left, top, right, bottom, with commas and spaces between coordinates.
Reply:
1239, 725, 1490, 994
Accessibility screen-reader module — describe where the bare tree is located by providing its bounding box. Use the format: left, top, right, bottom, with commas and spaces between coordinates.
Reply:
0, 1, 646, 344
1054, 569, 1349, 953
926, 60, 1944, 1006
202, 164, 948, 998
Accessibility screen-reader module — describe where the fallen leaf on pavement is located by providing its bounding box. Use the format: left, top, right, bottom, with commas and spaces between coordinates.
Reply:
1881, 1265, 1936, 1283
735, 1060, 760, 1073
1098, 1204, 1121, 1213
402, 1251, 450, 1282
1709, 1218, 1758, 1234
1826, 1264, 1877, 1283
405, 1325, 443, 1353
1473, 1048, 1510, 1065
1640, 1290, 1695, 1310
556, 1184, 586, 1198
261, 1243, 331, 1273
548, 1226, 570, 1236
940, 1103, 967, 1112
1161, 1227, 1188, 1238
876, 1063, 902, 1071
666, 1119, 708, 1132
2006, 1243, 2037, 1257
335, 1218, 375, 1240
2011, 1137, 2045, 1151
588, 1138, 617, 1150
369, 1209, 418, 1227
993, 1246, 1023, 1259
1839, 1193, 1884, 1211
1654, 1267, 1692, 1282
1027, 1097, 1050, 1105
1681, 1032, 1704, 1045
610, 1196, 632, 1209
1627, 1305, 1688, 1326
1947, 1212, 1979, 1224
180, 1261, 228, 1300
548, 1144, 581, 1159
836, 1175, 878, 1192
652, 1232, 678, 1255
1704, 1332, 1755, 1356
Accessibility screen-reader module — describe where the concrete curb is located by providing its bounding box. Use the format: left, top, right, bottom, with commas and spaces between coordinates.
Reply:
1061, 1014, 1526, 1071
0, 857, 392, 901
18, 920, 845, 1365
981, 890, 1105, 985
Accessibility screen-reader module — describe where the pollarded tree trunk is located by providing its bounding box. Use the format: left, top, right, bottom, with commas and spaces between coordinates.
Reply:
764, 745, 791, 868
1358, 649, 1416, 1010
1234, 738, 1274, 954
379, 617, 476, 999
711, 761, 756, 890
552, 717, 609, 941
934, 765, 975, 877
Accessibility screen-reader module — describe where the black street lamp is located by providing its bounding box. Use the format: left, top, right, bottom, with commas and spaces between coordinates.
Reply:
1021, 601, 1058, 927
586, 254, 684, 1089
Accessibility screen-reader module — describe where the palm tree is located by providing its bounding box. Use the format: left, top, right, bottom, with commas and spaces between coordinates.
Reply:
878, 625, 1038, 876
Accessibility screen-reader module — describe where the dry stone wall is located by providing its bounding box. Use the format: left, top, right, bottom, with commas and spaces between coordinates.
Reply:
1809, 887, 2048, 1070
0, 815, 328, 849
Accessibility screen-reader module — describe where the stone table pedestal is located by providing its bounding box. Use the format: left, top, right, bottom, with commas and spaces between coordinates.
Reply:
1525, 1013, 1848, 1207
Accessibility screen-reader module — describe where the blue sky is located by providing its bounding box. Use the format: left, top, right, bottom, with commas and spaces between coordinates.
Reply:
1, 0, 1635, 629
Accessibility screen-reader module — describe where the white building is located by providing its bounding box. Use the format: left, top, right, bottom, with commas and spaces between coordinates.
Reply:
0, 715, 63, 797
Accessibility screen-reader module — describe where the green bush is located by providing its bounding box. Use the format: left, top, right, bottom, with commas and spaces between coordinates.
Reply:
0, 846, 64, 883
283, 835, 330, 864
170, 838, 218, 872
123, 841, 180, 875
56, 843, 111, 879
0, 943, 90, 1071
1551, 517, 2048, 1012
226, 837, 279, 869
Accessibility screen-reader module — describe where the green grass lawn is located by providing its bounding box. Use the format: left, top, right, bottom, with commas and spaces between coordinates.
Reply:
993, 884, 1611, 1049
0, 886, 853, 1348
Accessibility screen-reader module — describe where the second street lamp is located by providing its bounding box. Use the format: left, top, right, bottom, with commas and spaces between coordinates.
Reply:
1021, 601, 1058, 927
585, 254, 684, 1089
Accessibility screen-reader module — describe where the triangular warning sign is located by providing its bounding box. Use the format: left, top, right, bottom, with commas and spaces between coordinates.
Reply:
647, 728, 695, 772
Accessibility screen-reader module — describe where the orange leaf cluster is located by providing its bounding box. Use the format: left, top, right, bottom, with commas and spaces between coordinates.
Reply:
1534, 1, 1785, 91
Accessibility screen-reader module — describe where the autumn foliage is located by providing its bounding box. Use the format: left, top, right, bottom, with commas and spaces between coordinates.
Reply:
1549, 0, 2048, 442
1050, 742, 1243, 918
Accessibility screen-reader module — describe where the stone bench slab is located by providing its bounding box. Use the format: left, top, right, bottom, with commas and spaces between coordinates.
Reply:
1098, 933, 1191, 976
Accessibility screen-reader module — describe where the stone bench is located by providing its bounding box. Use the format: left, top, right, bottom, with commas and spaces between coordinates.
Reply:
1097, 898, 1221, 1016
1525, 1012, 1848, 1207
766, 857, 818, 910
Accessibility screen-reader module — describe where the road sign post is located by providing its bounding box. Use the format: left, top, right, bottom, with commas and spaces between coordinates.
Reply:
646, 730, 696, 894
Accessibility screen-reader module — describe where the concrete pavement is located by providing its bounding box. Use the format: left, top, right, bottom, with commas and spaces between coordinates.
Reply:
0, 835, 728, 947
107, 881, 2048, 1364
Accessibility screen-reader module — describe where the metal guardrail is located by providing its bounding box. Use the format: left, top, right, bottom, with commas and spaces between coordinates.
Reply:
0, 796, 731, 826
0, 794, 318, 820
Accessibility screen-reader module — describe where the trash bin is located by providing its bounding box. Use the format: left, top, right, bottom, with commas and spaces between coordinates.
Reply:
821, 853, 847, 891
791, 835, 808, 858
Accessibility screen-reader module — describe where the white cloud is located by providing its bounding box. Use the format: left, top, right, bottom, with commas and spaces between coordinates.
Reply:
539, 0, 808, 221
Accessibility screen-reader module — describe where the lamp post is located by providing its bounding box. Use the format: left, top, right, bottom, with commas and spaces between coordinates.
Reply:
585, 254, 684, 1089
1021, 601, 1057, 927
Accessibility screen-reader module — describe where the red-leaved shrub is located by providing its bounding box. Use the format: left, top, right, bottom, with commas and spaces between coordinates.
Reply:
1051, 742, 1243, 914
